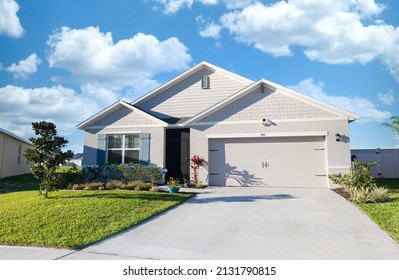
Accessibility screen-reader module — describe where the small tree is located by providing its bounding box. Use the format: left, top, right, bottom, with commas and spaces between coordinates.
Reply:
191, 154, 205, 188
24, 121, 73, 198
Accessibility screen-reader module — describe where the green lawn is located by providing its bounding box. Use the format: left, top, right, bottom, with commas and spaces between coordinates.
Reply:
357, 178, 399, 243
0, 175, 193, 249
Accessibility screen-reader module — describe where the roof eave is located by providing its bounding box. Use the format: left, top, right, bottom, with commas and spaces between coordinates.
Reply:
76, 100, 168, 130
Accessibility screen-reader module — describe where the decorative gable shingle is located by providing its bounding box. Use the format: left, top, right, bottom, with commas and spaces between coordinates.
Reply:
200, 87, 338, 123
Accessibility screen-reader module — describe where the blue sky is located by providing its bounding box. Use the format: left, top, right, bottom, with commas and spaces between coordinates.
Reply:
0, 0, 398, 153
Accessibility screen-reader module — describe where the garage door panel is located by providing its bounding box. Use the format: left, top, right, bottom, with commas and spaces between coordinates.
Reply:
209, 137, 326, 188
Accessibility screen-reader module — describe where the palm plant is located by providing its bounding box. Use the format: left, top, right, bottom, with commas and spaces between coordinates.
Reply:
381, 116, 399, 137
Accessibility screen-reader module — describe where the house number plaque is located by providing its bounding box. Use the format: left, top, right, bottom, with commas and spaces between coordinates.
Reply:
262, 162, 270, 168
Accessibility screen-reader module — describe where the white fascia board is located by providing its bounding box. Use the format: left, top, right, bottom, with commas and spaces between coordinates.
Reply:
132, 61, 253, 106
76, 100, 167, 130
206, 131, 328, 139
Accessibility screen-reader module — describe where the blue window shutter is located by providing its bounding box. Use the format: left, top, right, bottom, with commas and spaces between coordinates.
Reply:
97, 134, 106, 165
139, 133, 151, 165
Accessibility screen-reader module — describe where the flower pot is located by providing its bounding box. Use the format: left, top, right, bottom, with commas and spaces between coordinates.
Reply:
168, 187, 180, 193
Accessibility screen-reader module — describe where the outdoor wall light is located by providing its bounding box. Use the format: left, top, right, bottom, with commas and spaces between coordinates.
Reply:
335, 133, 342, 142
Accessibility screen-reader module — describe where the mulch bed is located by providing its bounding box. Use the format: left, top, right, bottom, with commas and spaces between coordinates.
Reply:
332, 188, 351, 201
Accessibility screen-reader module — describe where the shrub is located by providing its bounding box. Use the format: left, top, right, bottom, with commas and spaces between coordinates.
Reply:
135, 182, 152, 191
105, 180, 124, 190
329, 160, 390, 204
84, 182, 104, 190
369, 187, 390, 203
82, 164, 124, 183
59, 166, 83, 189
145, 166, 162, 186
70, 183, 85, 190
118, 163, 146, 182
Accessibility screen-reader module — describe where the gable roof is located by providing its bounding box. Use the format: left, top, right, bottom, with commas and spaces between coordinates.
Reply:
132, 61, 253, 106
76, 100, 168, 130
0, 127, 31, 145
182, 79, 358, 125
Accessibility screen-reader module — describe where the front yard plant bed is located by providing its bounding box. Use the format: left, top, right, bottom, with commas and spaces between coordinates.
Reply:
0, 189, 193, 249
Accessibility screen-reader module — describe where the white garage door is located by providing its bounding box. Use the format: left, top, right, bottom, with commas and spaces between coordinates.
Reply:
208, 136, 327, 188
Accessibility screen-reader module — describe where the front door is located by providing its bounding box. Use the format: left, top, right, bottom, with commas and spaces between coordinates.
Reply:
165, 129, 190, 184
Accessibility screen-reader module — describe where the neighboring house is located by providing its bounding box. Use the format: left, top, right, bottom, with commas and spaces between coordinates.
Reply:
0, 128, 32, 179
351, 148, 399, 178
66, 153, 83, 167
77, 61, 358, 188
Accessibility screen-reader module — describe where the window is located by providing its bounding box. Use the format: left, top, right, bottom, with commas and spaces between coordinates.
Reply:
17, 145, 22, 164
107, 134, 140, 164
201, 76, 210, 89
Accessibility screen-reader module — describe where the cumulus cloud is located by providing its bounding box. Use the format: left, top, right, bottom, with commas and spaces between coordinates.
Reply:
5, 53, 42, 79
378, 89, 395, 106
0, 0, 24, 38
289, 78, 391, 122
154, 0, 252, 14
47, 26, 192, 90
0, 84, 128, 139
197, 15, 222, 40
220, 0, 399, 81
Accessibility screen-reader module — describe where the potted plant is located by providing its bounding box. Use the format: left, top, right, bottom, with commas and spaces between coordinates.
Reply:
167, 177, 180, 193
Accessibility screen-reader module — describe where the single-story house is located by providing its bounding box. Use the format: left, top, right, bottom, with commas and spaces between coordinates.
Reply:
351, 148, 399, 178
77, 61, 358, 188
0, 128, 32, 179
65, 153, 83, 167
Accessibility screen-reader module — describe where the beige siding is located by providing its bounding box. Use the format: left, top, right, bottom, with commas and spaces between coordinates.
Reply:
201, 87, 338, 123
0, 132, 31, 178
137, 68, 252, 119
89, 107, 159, 127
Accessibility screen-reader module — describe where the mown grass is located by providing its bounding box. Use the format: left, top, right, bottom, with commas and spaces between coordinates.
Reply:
357, 178, 399, 243
0, 174, 192, 249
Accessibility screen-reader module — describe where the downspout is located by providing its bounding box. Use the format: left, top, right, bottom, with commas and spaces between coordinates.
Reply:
0, 134, 5, 178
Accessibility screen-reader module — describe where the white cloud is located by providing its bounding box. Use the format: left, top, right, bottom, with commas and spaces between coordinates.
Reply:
220, 1, 399, 81
0, 84, 128, 140
378, 89, 395, 106
199, 23, 222, 39
154, 0, 194, 14
155, 0, 252, 14
0, 0, 24, 38
197, 15, 222, 40
289, 78, 391, 122
5, 53, 42, 78
221, 0, 256, 9
47, 26, 192, 90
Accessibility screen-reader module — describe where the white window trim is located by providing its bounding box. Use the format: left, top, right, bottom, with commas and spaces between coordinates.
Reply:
106, 134, 140, 164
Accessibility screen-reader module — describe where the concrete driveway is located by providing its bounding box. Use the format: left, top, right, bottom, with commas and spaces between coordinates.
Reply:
63, 186, 399, 260
2, 186, 399, 259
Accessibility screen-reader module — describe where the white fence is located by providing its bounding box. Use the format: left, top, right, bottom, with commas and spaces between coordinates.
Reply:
351, 149, 399, 178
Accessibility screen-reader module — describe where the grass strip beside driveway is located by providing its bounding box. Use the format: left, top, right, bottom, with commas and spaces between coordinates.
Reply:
357, 179, 399, 243
0, 189, 192, 249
